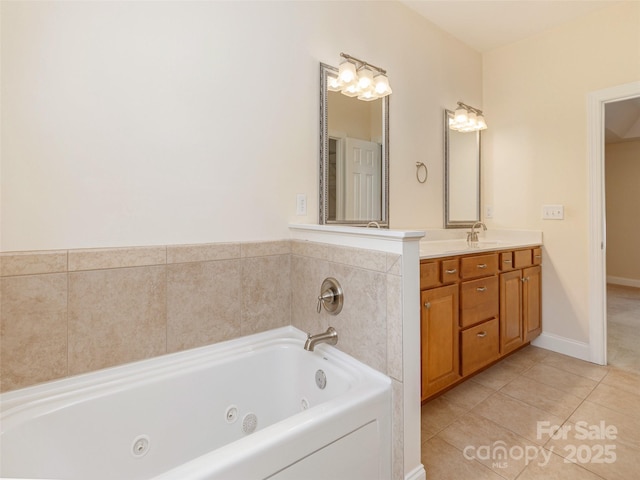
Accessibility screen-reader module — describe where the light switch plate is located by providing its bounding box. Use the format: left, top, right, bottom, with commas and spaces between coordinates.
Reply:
542, 204, 564, 220
296, 194, 307, 216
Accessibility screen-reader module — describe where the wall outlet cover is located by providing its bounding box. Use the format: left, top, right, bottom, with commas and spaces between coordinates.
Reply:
542, 204, 564, 220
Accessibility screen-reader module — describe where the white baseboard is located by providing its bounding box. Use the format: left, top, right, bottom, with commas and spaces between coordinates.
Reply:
531, 332, 591, 362
607, 276, 640, 288
405, 465, 426, 480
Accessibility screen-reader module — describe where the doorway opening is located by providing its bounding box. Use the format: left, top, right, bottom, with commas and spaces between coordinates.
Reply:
587, 81, 640, 367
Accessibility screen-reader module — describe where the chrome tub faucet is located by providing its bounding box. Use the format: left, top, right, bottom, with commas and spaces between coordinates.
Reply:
304, 327, 338, 352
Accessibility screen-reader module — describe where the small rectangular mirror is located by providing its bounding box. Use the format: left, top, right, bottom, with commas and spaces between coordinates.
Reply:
444, 109, 481, 228
320, 63, 389, 226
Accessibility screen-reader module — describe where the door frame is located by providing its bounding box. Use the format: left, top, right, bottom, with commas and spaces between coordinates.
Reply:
587, 80, 640, 365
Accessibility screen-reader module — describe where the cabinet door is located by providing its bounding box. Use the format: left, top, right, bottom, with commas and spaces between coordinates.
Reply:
499, 270, 524, 354
523, 265, 542, 341
461, 318, 500, 376
421, 284, 460, 400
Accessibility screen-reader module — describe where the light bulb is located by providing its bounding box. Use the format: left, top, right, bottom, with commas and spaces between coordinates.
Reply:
341, 82, 361, 97
357, 67, 374, 90
454, 106, 468, 126
338, 61, 357, 84
327, 74, 342, 92
373, 73, 392, 96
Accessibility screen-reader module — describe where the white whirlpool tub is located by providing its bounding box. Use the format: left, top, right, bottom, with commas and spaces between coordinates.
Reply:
0, 326, 392, 480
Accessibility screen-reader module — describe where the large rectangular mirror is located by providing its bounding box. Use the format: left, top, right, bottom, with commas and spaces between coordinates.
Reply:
319, 63, 389, 226
444, 109, 481, 228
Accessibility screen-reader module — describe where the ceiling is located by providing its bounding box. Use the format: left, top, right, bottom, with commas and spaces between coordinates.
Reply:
606, 98, 640, 143
399, 0, 640, 143
399, 0, 628, 53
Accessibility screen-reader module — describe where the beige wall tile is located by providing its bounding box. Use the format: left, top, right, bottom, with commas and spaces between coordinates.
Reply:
291, 240, 329, 260
290, 255, 330, 336
391, 379, 404, 480
327, 245, 387, 272
1, 274, 68, 391
68, 266, 166, 374
326, 263, 387, 373
386, 273, 403, 381
241, 240, 291, 258
167, 243, 240, 264
386, 253, 402, 275
69, 246, 166, 271
241, 255, 290, 335
167, 260, 241, 352
1, 251, 67, 277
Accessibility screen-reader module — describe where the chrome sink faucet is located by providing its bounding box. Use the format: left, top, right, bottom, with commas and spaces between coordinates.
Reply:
304, 327, 338, 352
467, 221, 487, 244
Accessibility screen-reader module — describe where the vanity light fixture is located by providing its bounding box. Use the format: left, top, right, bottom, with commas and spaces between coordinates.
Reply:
328, 52, 392, 101
449, 101, 487, 132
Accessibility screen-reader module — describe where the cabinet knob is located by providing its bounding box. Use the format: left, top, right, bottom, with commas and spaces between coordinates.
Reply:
476, 331, 488, 338
476, 286, 487, 292
424, 301, 431, 309
477, 263, 487, 269
521, 276, 530, 283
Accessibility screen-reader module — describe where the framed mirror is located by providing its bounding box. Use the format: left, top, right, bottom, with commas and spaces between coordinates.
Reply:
444, 109, 481, 228
319, 63, 389, 226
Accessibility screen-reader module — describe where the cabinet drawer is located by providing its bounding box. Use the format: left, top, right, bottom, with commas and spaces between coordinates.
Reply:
420, 261, 440, 289
441, 258, 459, 284
461, 318, 500, 375
460, 254, 498, 279
513, 249, 533, 268
500, 252, 514, 271
533, 247, 542, 265
460, 276, 499, 328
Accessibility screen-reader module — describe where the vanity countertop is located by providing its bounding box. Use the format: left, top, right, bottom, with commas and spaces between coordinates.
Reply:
419, 229, 543, 259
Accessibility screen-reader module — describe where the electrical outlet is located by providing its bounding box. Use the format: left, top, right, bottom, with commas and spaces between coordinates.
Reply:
542, 204, 564, 220
296, 194, 307, 216
485, 205, 494, 219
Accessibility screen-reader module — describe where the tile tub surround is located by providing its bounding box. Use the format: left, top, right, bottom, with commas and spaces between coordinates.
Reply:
1, 238, 409, 480
0, 241, 292, 391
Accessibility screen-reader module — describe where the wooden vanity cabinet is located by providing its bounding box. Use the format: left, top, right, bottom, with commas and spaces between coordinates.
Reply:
499, 248, 542, 354
420, 246, 542, 402
420, 284, 461, 399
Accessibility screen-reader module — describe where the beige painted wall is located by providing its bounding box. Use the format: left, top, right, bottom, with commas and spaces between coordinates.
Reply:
1, 1, 480, 251
605, 140, 640, 283
483, 2, 640, 344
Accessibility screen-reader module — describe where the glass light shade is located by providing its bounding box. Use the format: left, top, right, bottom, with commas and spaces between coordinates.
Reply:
357, 67, 374, 90
373, 73, 392, 96
341, 82, 361, 97
357, 86, 379, 101
454, 106, 468, 125
327, 74, 343, 92
476, 115, 487, 130
466, 111, 477, 128
338, 61, 357, 84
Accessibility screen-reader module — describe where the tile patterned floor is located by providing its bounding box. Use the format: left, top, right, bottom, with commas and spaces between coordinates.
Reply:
607, 284, 640, 375
421, 345, 640, 479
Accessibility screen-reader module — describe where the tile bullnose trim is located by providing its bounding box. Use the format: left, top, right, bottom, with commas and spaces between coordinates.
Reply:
68, 246, 167, 271
0, 251, 68, 277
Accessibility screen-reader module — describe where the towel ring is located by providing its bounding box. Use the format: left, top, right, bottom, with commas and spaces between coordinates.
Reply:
416, 162, 428, 183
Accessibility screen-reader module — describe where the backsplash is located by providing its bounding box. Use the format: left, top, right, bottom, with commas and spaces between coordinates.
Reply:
0, 240, 402, 392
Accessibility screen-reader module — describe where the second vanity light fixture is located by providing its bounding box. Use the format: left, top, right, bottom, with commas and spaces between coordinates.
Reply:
327, 52, 392, 101
449, 101, 488, 132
